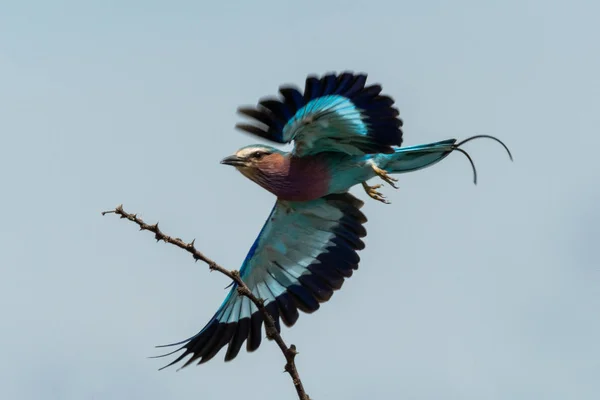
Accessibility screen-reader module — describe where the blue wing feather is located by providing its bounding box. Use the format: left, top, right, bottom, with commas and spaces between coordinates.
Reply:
333, 72, 354, 94
155, 193, 367, 368
279, 87, 304, 112
235, 72, 403, 155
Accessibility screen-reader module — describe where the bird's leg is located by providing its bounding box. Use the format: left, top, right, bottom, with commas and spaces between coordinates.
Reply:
361, 181, 390, 204
371, 164, 399, 189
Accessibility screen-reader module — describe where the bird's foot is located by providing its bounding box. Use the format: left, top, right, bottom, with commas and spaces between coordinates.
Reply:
371, 164, 399, 189
361, 182, 390, 204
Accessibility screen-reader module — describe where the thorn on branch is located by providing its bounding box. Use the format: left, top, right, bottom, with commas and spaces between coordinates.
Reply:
288, 344, 298, 357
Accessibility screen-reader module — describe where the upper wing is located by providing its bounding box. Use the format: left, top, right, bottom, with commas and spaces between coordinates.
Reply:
236, 72, 404, 156
156, 193, 367, 369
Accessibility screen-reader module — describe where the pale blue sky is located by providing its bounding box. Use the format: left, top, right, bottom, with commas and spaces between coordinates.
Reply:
1, 1, 599, 399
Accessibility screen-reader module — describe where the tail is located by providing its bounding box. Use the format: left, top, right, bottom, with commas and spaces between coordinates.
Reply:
379, 135, 513, 184
381, 139, 457, 174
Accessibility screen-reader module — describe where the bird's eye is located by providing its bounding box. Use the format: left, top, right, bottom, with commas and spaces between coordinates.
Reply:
252, 151, 264, 159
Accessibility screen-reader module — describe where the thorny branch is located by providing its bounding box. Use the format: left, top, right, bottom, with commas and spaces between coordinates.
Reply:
102, 205, 310, 400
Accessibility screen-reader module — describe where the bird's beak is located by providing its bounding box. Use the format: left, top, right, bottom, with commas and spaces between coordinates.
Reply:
220, 155, 247, 167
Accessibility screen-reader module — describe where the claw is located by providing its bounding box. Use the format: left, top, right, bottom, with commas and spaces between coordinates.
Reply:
371, 164, 399, 189
362, 182, 390, 204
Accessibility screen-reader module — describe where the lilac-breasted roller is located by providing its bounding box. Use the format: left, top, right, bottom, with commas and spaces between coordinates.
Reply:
156, 72, 512, 369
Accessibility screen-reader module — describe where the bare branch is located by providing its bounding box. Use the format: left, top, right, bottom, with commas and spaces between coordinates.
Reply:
102, 205, 310, 400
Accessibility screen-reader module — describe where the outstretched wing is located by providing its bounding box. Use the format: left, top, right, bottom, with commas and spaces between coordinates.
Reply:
236, 72, 403, 156
156, 193, 367, 369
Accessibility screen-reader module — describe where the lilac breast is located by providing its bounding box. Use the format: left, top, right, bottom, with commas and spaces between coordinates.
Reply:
259, 155, 331, 202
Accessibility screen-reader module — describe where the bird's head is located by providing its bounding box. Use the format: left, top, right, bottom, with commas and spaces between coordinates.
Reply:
220, 144, 287, 182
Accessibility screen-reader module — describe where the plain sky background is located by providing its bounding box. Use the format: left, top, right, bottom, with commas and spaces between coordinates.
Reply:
1, 1, 599, 399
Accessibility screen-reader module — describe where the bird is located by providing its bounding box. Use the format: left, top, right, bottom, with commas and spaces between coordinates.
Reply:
154, 72, 512, 369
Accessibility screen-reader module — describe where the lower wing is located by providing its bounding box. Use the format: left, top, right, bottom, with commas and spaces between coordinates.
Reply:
155, 192, 368, 369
